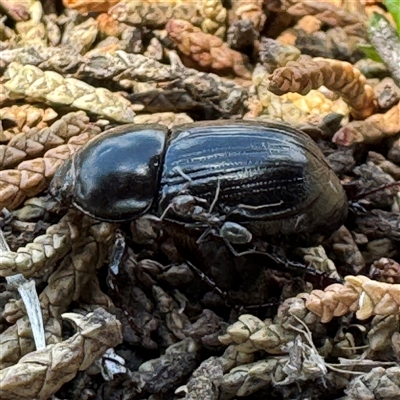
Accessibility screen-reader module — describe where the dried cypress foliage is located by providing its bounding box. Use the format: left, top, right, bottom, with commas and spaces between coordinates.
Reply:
0, 309, 122, 400
166, 19, 252, 78
268, 57, 376, 119
1, 1, 400, 399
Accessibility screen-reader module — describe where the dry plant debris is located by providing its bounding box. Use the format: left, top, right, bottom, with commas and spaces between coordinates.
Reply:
0, 110, 98, 169
2, 62, 136, 123
63, 0, 119, 14
268, 57, 376, 119
0, 218, 115, 368
0, 210, 114, 278
109, 0, 202, 28
305, 275, 400, 322
333, 102, 400, 145
0, 130, 98, 210
0, 308, 122, 400
0, 1, 400, 399
166, 18, 252, 79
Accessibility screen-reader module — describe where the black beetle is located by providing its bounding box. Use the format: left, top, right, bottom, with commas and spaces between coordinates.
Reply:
49, 120, 348, 245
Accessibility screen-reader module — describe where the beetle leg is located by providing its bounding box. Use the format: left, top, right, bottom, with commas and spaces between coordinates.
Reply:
209, 179, 221, 214
108, 231, 126, 277
223, 239, 335, 281
185, 260, 228, 298
172, 166, 193, 183
234, 200, 284, 211
196, 226, 215, 244
219, 221, 252, 244
222, 238, 265, 257
159, 201, 176, 220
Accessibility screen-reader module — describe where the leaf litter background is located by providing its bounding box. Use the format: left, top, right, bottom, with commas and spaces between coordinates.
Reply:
0, 0, 400, 399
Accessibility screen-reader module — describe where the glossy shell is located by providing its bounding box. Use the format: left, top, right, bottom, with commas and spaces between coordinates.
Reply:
159, 120, 348, 239
49, 124, 167, 221
49, 120, 348, 241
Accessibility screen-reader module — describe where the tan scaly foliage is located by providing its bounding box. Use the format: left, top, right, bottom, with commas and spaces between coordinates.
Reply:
166, 19, 252, 79
304, 275, 400, 322
268, 57, 376, 119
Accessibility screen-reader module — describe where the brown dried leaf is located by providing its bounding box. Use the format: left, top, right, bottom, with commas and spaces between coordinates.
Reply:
330, 226, 366, 274
367, 315, 400, 354
367, 151, 400, 180
356, 210, 400, 242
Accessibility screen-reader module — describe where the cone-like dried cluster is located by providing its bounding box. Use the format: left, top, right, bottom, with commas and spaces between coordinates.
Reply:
133, 112, 193, 128
284, 0, 368, 29
0, 46, 248, 116
297, 245, 340, 279
305, 275, 400, 322
0, 104, 57, 139
0, 131, 95, 210
370, 258, 400, 284
3, 62, 135, 123
345, 366, 400, 399
0, 209, 91, 277
253, 64, 349, 126
0, 218, 115, 368
268, 57, 376, 119
333, 102, 400, 145
63, 0, 119, 13
219, 298, 322, 354
0, 111, 99, 169
166, 19, 252, 79
0, 308, 122, 400
110, 0, 202, 28
200, 0, 227, 39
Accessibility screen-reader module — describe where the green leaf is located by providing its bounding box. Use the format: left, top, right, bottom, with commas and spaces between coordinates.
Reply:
357, 43, 384, 62
383, 0, 400, 34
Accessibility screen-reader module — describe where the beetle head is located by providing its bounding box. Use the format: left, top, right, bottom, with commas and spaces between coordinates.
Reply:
48, 157, 77, 205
